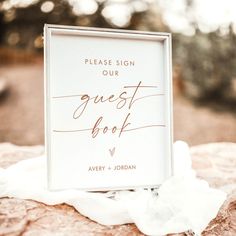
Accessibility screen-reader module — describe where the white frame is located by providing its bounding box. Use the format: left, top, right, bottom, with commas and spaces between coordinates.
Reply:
44, 24, 173, 191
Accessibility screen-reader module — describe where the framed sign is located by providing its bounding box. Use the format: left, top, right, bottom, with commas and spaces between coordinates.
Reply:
44, 24, 173, 191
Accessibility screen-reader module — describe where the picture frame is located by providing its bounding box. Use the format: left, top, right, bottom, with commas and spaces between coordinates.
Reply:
44, 24, 173, 191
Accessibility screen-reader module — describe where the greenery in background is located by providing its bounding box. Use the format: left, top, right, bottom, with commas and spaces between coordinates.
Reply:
174, 29, 236, 109
0, 0, 236, 110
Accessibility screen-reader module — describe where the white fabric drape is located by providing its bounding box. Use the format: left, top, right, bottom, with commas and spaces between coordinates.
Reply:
0, 141, 226, 236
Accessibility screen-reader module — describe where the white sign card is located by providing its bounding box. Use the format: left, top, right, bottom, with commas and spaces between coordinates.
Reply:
44, 24, 173, 191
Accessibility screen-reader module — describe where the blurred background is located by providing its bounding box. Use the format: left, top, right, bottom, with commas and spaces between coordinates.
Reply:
0, 0, 235, 146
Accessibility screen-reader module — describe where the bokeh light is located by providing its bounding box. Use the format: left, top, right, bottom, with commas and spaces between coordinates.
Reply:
40, 1, 54, 13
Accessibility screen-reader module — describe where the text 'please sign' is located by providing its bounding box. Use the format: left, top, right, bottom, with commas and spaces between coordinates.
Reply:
44, 24, 173, 191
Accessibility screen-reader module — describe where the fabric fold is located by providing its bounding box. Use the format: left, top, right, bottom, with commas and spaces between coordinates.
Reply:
0, 141, 226, 236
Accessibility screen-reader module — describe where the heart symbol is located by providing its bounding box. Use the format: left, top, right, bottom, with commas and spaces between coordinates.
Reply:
109, 147, 115, 157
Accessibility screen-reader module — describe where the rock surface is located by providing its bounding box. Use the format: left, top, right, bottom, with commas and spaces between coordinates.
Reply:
0, 142, 236, 236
